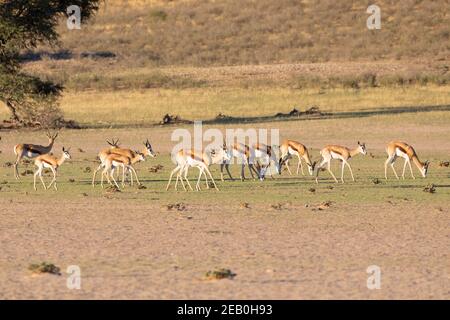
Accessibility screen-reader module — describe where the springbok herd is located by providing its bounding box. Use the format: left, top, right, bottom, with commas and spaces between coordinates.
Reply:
9, 131, 430, 191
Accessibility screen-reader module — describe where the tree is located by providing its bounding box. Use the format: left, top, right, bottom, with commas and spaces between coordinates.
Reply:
0, 0, 100, 127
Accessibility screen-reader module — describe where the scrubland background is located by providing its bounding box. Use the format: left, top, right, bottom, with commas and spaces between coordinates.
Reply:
1, 0, 446, 126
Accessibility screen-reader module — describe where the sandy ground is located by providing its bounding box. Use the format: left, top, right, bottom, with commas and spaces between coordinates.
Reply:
0, 199, 448, 299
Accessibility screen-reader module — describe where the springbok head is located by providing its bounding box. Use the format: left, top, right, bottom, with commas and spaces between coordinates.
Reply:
62, 147, 71, 160
357, 141, 367, 155
421, 160, 430, 177
144, 139, 156, 157
307, 161, 317, 175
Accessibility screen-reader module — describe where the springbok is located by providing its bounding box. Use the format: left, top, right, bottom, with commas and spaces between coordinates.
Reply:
384, 141, 429, 180
252, 142, 280, 180
92, 139, 155, 186
278, 139, 316, 176
315, 142, 367, 184
220, 142, 260, 181
166, 148, 230, 191
33, 147, 71, 191
14, 131, 59, 179
101, 152, 145, 189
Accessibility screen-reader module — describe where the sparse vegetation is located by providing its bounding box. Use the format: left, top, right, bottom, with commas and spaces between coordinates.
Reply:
423, 184, 436, 193
28, 262, 61, 275
204, 268, 236, 280
166, 203, 187, 211
48, 0, 450, 67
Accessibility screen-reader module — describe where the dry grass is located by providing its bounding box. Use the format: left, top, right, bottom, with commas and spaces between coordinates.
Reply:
42, 0, 449, 67
1, 85, 443, 126
17, 0, 448, 94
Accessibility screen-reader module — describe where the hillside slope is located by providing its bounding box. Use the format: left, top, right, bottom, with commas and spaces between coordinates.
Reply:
41, 0, 449, 67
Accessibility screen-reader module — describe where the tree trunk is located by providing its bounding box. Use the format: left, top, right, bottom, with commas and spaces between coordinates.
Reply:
4, 100, 20, 122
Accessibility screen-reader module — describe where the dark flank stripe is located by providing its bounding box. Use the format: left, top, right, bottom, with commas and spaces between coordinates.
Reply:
41, 159, 54, 166
287, 141, 300, 154
395, 144, 408, 154
27, 147, 43, 155
330, 147, 344, 156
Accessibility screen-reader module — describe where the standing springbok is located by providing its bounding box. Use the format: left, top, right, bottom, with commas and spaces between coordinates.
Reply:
384, 141, 429, 180
100, 152, 145, 189
92, 139, 155, 186
166, 148, 230, 191
91, 138, 121, 186
279, 139, 316, 176
14, 131, 59, 179
33, 147, 71, 191
220, 142, 260, 181
315, 142, 367, 184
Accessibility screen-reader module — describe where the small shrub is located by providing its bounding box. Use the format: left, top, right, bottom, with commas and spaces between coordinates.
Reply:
204, 268, 236, 280
149, 9, 167, 21
28, 262, 61, 275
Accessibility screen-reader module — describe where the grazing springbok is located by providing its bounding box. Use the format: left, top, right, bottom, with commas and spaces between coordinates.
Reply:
278, 139, 316, 176
92, 139, 155, 186
220, 142, 260, 181
101, 152, 145, 189
33, 147, 71, 191
385, 141, 429, 180
252, 142, 280, 180
14, 131, 59, 179
315, 142, 367, 184
166, 148, 230, 191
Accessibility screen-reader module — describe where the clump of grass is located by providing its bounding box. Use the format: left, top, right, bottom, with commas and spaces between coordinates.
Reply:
239, 202, 250, 209
166, 203, 186, 211
28, 262, 61, 275
21, 170, 34, 176
270, 203, 283, 210
83, 167, 92, 173
314, 201, 333, 211
149, 164, 164, 173
149, 9, 168, 21
439, 161, 449, 167
372, 178, 381, 185
204, 268, 236, 280
104, 185, 121, 193
423, 184, 436, 193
